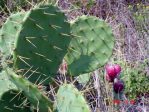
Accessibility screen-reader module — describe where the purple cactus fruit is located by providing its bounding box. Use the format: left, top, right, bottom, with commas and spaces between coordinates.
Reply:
113, 79, 124, 93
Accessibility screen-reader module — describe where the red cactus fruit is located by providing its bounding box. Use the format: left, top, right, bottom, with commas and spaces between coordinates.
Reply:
113, 79, 124, 93
114, 64, 121, 75
105, 64, 121, 82
105, 64, 117, 82
105, 65, 116, 77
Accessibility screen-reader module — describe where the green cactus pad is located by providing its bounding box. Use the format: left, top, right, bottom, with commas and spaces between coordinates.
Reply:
65, 15, 115, 75
0, 71, 16, 98
77, 73, 91, 85
55, 83, 91, 112
5, 68, 52, 112
0, 89, 31, 112
13, 5, 71, 84
0, 12, 26, 57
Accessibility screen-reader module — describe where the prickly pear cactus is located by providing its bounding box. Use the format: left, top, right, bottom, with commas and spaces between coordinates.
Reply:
65, 15, 115, 75
13, 5, 71, 84
0, 12, 26, 57
0, 89, 31, 112
55, 83, 91, 112
0, 71, 16, 98
5, 68, 52, 112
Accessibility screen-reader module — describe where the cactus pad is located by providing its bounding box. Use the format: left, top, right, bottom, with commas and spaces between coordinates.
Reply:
13, 5, 71, 84
77, 73, 91, 85
0, 89, 31, 112
0, 71, 16, 98
0, 12, 26, 57
6, 68, 52, 112
55, 83, 91, 112
65, 15, 115, 75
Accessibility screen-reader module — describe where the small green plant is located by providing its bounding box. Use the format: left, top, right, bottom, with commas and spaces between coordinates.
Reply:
122, 65, 149, 99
